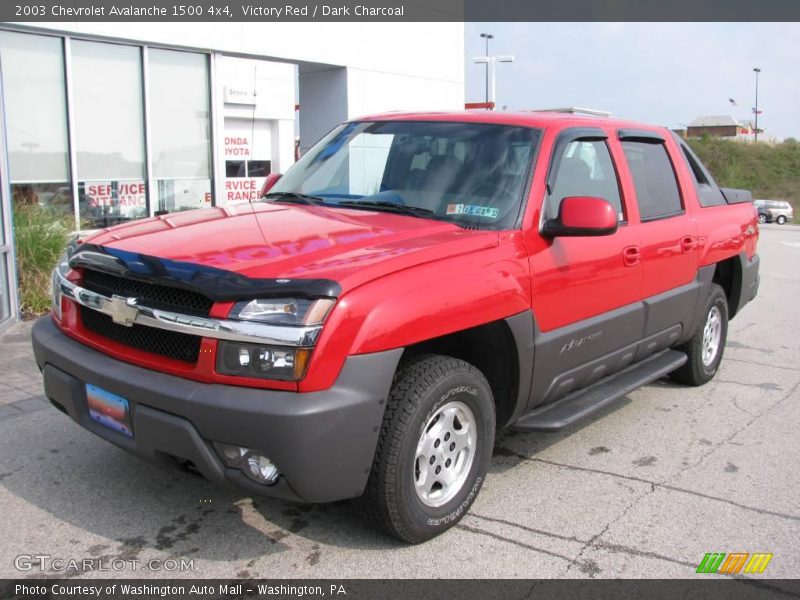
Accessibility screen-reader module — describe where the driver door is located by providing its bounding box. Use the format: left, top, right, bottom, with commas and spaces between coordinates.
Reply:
528, 128, 643, 405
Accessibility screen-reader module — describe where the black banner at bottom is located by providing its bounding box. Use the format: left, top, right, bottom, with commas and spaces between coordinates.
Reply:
2, 579, 800, 600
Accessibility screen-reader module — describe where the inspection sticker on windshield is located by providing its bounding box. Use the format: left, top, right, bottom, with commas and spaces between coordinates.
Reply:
446, 204, 499, 219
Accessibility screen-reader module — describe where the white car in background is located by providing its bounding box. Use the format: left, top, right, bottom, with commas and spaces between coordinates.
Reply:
754, 199, 794, 224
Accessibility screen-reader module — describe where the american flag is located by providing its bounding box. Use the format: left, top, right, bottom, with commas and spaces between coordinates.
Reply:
752, 108, 763, 114
729, 98, 738, 106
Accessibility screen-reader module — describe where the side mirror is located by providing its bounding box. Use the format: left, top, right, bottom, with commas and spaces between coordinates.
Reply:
543, 196, 618, 237
260, 173, 283, 196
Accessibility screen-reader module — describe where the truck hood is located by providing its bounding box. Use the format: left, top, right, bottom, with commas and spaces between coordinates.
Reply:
82, 202, 498, 295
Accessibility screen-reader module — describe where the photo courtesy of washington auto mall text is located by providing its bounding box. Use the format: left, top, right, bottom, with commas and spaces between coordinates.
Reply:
13, 583, 345, 598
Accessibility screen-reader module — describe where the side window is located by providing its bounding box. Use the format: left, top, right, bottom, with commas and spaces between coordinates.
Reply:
621, 141, 683, 221
680, 145, 709, 185
546, 140, 623, 222
677, 138, 725, 207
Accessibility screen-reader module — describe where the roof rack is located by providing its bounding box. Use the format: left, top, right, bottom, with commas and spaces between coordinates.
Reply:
527, 107, 612, 118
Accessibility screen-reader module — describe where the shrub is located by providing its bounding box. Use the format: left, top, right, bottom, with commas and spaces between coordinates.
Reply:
686, 137, 800, 212
12, 203, 72, 317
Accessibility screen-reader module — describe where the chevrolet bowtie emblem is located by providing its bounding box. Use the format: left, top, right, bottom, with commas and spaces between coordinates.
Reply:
108, 295, 139, 327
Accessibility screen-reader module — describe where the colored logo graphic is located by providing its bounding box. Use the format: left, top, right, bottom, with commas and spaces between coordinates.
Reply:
696, 552, 773, 574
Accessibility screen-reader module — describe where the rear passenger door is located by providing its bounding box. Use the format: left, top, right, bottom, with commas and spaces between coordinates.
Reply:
618, 130, 699, 351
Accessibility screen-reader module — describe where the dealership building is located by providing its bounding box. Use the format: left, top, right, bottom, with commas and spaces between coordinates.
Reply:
0, 22, 465, 331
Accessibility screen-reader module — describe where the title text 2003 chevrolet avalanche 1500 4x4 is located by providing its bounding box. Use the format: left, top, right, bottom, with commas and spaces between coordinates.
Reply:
33, 112, 759, 543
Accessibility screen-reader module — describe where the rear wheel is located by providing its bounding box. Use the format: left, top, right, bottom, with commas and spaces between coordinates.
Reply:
776, 215, 787, 225
671, 283, 728, 386
356, 354, 495, 543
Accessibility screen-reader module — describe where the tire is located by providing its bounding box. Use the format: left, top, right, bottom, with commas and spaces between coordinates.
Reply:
356, 354, 495, 543
757, 213, 767, 224
670, 283, 728, 386
776, 215, 787, 225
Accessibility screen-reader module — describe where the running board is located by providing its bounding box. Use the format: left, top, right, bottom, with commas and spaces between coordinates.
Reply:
512, 350, 688, 432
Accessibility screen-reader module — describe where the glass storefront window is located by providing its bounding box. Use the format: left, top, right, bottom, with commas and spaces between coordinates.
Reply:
156, 179, 212, 214
1, 31, 219, 231
247, 160, 271, 178
149, 49, 212, 213
72, 40, 146, 227
78, 180, 148, 228
72, 40, 145, 181
226, 161, 246, 178
0, 31, 73, 217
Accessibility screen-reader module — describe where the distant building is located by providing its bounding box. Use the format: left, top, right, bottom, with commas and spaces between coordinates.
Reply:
686, 116, 779, 144
687, 116, 755, 138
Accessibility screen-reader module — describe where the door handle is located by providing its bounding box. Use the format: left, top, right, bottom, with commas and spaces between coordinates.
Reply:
623, 245, 640, 267
680, 235, 697, 253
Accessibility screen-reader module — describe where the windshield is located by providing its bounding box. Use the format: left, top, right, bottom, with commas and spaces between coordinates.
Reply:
269, 121, 541, 229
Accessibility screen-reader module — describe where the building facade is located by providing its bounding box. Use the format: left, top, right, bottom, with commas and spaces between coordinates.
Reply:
0, 22, 465, 330
687, 116, 757, 139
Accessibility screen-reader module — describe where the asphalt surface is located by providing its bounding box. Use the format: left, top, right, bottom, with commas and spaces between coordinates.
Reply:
0, 224, 798, 580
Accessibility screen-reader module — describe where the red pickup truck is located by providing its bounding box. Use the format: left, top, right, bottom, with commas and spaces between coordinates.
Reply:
33, 112, 759, 543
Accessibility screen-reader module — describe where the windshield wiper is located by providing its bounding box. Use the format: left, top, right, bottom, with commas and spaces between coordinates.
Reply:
336, 200, 437, 219
263, 192, 327, 206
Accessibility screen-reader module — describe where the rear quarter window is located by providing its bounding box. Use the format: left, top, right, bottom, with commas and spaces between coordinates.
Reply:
676, 139, 726, 207
622, 140, 683, 221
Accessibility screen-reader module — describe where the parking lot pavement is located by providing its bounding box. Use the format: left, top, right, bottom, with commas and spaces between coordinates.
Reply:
0, 224, 798, 580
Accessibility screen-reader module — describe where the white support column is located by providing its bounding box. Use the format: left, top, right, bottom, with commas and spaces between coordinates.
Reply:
63, 37, 80, 230
298, 65, 348, 154
141, 46, 155, 217
0, 54, 20, 328
209, 52, 226, 207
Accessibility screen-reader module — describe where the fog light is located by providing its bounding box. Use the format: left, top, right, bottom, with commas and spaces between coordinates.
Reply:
246, 453, 279, 484
213, 442, 280, 486
219, 443, 247, 463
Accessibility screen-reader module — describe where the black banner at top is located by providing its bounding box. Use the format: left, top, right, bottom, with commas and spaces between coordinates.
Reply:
3, 0, 800, 22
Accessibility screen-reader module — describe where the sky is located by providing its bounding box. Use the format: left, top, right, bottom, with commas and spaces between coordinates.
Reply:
464, 22, 800, 140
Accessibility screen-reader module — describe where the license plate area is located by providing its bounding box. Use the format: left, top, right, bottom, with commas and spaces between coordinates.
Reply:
86, 383, 133, 437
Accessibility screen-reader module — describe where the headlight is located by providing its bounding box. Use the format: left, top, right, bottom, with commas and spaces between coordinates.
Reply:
229, 298, 334, 325
222, 297, 333, 380
216, 341, 312, 381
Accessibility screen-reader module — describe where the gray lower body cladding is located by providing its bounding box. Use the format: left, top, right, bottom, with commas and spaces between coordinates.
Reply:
519, 252, 759, 414
31, 317, 402, 503
737, 252, 760, 314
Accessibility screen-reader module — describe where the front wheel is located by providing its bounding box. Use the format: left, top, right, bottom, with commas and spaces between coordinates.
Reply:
670, 283, 729, 386
776, 215, 787, 225
757, 213, 767, 224
356, 354, 495, 543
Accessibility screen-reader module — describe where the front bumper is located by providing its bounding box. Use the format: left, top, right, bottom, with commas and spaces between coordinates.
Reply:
32, 317, 402, 503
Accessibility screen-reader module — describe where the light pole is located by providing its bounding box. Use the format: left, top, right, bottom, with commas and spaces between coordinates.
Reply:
480, 33, 493, 106
753, 67, 761, 142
